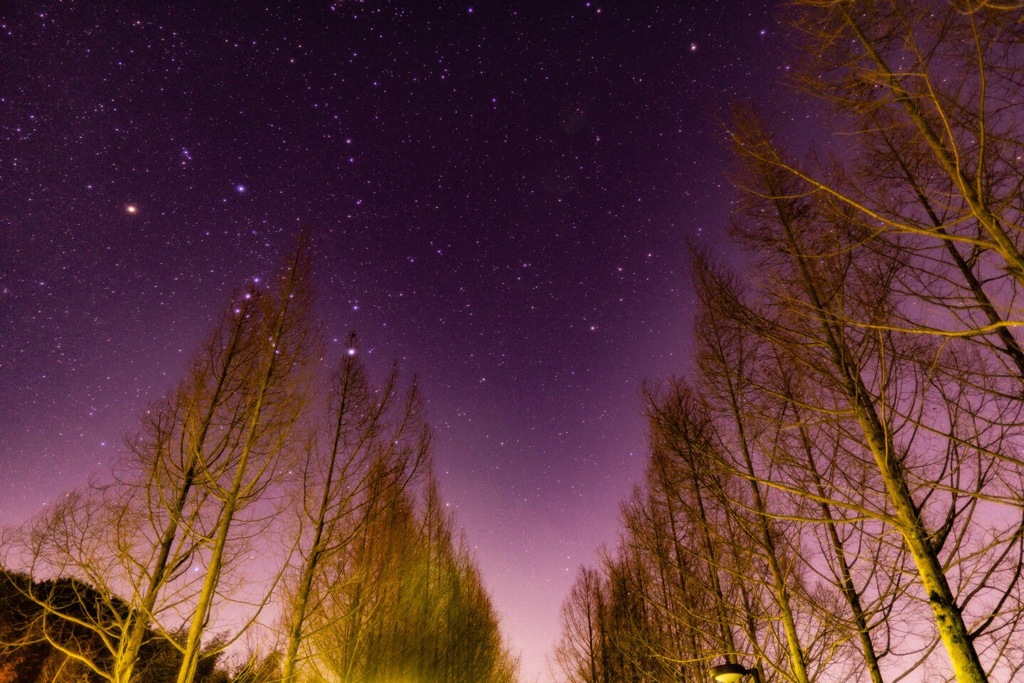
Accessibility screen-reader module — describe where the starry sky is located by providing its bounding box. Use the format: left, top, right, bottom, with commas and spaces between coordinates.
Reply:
0, 2, 793, 680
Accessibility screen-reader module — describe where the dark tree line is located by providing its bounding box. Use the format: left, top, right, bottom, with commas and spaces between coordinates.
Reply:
555, 3, 1024, 683
1, 238, 518, 683
0, 570, 227, 683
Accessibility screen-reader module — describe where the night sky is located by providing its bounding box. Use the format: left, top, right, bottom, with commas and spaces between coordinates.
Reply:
1, 2, 793, 680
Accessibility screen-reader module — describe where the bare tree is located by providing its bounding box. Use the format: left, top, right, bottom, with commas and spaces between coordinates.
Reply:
278, 342, 428, 682
554, 566, 607, 683
643, 381, 749, 668
725, 110, 1024, 681
297, 463, 517, 683
172, 237, 316, 683
0, 239, 315, 683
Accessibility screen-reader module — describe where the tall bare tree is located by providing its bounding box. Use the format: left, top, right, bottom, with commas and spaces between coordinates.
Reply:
554, 566, 607, 683
278, 341, 428, 682
174, 238, 316, 683
725, 110, 1024, 681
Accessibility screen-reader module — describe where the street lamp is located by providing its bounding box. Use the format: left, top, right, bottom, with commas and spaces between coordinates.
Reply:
708, 662, 762, 683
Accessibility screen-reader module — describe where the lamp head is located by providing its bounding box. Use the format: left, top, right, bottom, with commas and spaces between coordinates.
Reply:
709, 662, 753, 683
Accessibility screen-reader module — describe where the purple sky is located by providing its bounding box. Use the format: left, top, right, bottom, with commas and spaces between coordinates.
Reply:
0, 3, 793, 680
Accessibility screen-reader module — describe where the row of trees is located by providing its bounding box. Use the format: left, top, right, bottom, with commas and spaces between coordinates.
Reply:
556, 2, 1024, 683
0, 237, 518, 683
